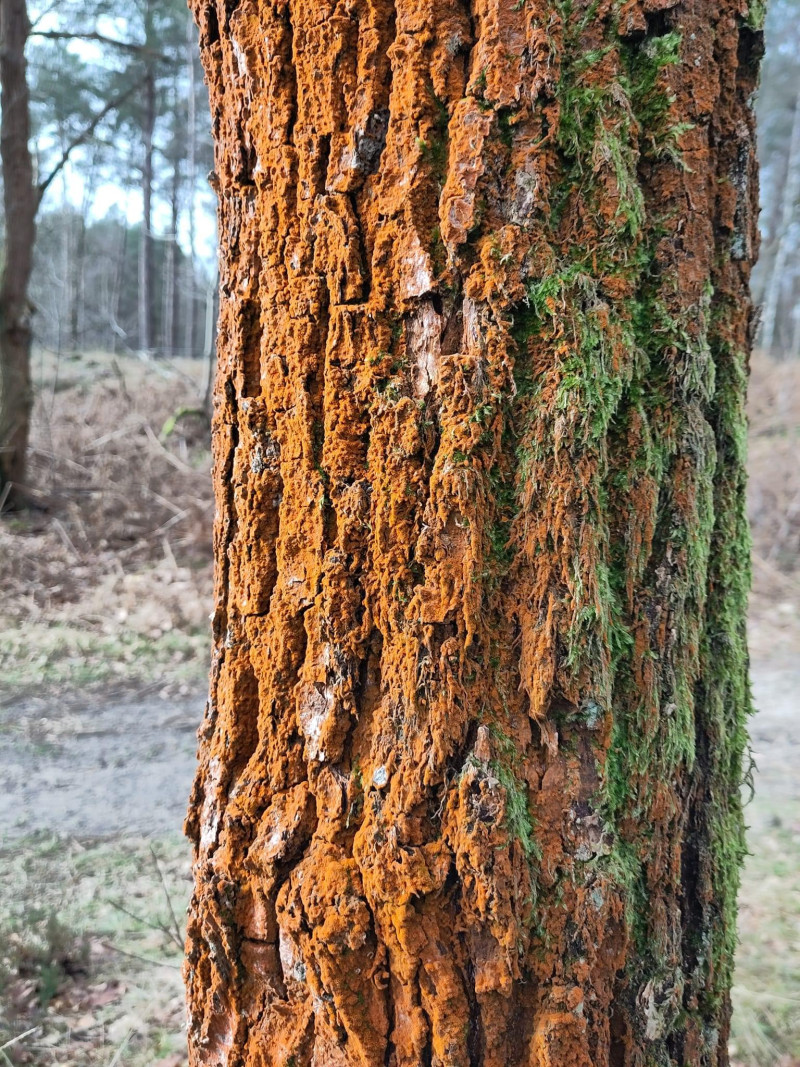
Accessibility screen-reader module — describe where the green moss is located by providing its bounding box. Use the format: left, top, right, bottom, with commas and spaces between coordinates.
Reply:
493, 760, 540, 864
471, 68, 489, 106
604, 839, 649, 949
500, 6, 752, 1038
419, 85, 450, 187
430, 225, 446, 276
744, 0, 766, 29
692, 299, 754, 1004
484, 724, 541, 869
496, 107, 516, 149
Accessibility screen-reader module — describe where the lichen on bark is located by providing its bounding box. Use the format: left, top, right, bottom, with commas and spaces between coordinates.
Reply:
184, 1, 763, 1064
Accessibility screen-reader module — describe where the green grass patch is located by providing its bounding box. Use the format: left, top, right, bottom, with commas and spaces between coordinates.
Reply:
0, 832, 190, 1066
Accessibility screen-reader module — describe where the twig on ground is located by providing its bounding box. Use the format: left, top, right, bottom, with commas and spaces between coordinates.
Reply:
53, 518, 81, 560
99, 940, 181, 970
0, 1028, 39, 1054
143, 423, 195, 473
150, 844, 185, 949
107, 1028, 135, 1067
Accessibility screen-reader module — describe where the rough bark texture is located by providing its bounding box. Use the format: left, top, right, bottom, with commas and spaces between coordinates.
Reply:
0, 0, 36, 506
184, 1, 763, 1064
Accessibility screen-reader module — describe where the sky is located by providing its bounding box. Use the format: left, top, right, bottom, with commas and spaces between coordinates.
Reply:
29, 4, 219, 273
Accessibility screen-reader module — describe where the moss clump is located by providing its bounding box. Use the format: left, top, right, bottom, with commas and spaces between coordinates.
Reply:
744, 0, 766, 29
692, 296, 754, 1007
418, 85, 450, 188
492, 759, 540, 864
620, 26, 697, 170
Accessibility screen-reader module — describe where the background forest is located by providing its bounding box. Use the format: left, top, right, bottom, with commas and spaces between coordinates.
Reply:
10, 0, 216, 360
0, 1, 798, 1066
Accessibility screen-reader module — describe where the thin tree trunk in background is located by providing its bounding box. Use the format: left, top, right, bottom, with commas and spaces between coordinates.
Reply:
109, 219, 128, 355
57, 184, 70, 355
70, 158, 96, 353
760, 91, 800, 356
164, 134, 181, 359
68, 215, 84, 352
0, 0, 36, 508
791, 303, 800, 360
184, 2, 763, 1065
138, 63, 156, 356
201, 277, 216, 417
183, 12, 197, 358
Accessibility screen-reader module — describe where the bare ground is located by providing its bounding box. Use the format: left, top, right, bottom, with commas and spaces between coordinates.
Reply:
0, 685, 204, 841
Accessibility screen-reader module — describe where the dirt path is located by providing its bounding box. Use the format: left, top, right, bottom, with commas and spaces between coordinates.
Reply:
0, 664, 797, 844
748, 663, 800, 822
0, 686, 204, 840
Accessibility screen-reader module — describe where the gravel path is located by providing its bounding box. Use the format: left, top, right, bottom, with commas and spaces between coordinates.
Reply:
0, 685, 204, 840
0, 665, 796, 842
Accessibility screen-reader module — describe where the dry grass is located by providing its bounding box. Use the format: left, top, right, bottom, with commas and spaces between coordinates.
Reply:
748, 350, 800, 658
749, 350, 800, 576
732, 803, 800, 1067
0, 348, 214, 696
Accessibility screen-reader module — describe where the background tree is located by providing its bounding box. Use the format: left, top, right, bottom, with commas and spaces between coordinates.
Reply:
184, 1, 762, 1065
0, 0, 214, 505
752, 0, 800, 355
30, 209, 208, 353
28, 0, 212, 356
0, 0, 36, 508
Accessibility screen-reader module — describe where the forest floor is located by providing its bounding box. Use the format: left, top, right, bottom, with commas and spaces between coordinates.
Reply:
0, 349, 798, 1066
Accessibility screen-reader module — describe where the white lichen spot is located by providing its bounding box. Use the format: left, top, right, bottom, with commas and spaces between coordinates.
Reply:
462, 298, 485, 360
199, 756, 223, 851
231, 37, 248, 79
400, 236, 434, 300
372, 765, 389, 788
446, 31, 464, 55
339, 145, 360, 174
297, 682, 333, 761
266, 827, 284, 853
511, 168, 540, 225
279, 925, 306, 984
406, 300, 442, 398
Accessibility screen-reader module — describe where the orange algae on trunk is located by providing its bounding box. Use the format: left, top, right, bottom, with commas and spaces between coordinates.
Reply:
184, 1, 763, 1065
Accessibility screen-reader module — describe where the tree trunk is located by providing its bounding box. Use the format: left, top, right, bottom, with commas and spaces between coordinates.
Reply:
0, 0, 36, 508
138, 63, 156, 356
109, 218, 128, 355
183, 11, 198, 359
759, 91, 800, 357
71, 163, 96, 353
164, 135, 181, 359
184, 2, 763, 1066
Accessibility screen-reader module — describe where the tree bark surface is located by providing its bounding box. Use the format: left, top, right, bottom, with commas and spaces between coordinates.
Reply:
184, 1, 763, 1065
0, 0, 36, 505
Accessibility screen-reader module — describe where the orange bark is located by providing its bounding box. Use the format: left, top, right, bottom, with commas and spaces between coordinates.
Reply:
184, 1, 762, 1064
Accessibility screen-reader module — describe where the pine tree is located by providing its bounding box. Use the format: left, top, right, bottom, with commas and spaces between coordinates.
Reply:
183, 1, 764, 1064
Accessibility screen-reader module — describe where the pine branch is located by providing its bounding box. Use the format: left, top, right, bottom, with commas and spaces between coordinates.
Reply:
37, 80, 142, 203
29, 29, 172, 63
